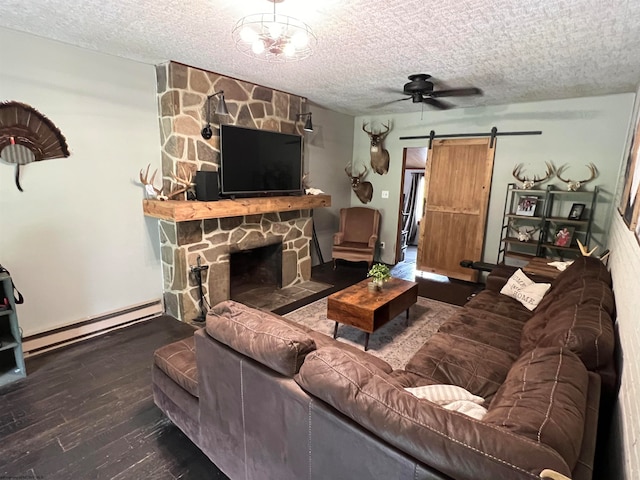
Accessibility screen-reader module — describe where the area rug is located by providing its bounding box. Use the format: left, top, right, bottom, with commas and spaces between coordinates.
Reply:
284, 297, 460, 370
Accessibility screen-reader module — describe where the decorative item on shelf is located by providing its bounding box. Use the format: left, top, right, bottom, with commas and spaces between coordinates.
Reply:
367, 263, 391, 292
568, 203, 586, 220
362, 121, 391, 174
296, 112, 313, 132
167, 165, 194, 200
509, 221, 540, 242
345, 162, 373, 204
515, 196, 538, 216
0, 101, 71, 192
231, 0, 317, 63
512, 161, 554, 189
201, 90, 230, 140
139, 164, 166, 200
553, 225, 575, 247
576, 239, 598, 257
556, 163, 598, 191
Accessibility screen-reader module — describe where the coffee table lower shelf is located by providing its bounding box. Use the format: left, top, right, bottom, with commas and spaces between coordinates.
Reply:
327, 277, 418, 351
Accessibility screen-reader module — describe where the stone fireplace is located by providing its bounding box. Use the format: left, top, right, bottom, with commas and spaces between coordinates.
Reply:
159, 210, 312, 322
152, 61, 321, 322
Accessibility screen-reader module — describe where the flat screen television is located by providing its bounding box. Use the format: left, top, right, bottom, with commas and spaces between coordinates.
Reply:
220, 124, 303, 197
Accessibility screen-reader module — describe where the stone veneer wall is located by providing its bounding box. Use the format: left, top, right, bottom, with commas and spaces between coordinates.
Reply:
160, 211, 312, 322
155, 61, 311, 321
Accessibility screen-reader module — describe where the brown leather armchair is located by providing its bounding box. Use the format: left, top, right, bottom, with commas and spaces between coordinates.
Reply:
332, 207, 381, 268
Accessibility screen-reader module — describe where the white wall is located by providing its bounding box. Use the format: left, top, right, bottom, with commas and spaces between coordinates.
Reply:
605, 85, 640, 480
304, 105, 354, 265
0, 28, 163, 336
353, 94, 634, 265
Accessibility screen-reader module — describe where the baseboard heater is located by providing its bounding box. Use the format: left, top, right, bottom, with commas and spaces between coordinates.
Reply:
22, 299, 164, 357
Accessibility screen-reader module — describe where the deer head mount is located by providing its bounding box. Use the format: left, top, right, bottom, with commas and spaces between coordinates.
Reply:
345, 162, 373, 204
512, 162, 554, 189
139, 164, 166, 200
362, 122, 391, 175
509, 221, 540, 242
556, 163, 598, 191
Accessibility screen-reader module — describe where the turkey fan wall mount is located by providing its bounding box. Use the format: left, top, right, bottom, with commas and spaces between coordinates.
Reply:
0, 101, 71, 192
371, 74, 483, 111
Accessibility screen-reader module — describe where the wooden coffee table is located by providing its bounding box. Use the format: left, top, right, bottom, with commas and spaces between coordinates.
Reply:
327, 277, 418, 350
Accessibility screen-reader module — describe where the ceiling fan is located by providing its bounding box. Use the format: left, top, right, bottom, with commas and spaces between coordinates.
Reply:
373, 74, 483, 110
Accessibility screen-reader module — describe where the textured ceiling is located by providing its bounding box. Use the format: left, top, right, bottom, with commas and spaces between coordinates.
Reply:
1, 0, 640, 115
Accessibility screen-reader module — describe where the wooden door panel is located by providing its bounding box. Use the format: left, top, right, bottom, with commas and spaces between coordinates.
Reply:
417, 138, 495, 282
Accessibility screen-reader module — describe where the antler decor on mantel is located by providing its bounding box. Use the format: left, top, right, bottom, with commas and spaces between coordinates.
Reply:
512, 161, 554, 189
167, 165, 194, 200
556, 163, 598, 191
139, 164, 166, 200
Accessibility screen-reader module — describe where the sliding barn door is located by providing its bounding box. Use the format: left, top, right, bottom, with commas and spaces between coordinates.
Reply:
416, 138, 495, 282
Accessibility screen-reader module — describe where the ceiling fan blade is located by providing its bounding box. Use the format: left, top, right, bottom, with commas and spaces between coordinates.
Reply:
368, 96, 411, 109
422, 97, 454, 110
430, 87, 483, 98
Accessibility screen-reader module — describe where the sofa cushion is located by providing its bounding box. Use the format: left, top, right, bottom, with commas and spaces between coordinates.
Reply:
405, 332, 516, 402
464, 290, 533, 323
296, 346, 573, 479
437, 308, 525, 356
206, 300, 316, 377
550, 256, 611, 291
534, 304, 614, 371
484, 347, 589, 471
278, 314, 393, 373
153, 336, 199, 398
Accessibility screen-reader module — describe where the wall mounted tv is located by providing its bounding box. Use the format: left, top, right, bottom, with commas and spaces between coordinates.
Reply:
220, 124, 303, 197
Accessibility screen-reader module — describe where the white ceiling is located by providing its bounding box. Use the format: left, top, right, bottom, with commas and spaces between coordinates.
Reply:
2, 0, 640, 116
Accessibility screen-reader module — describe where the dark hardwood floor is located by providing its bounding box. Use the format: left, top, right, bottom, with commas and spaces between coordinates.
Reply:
0, 253, 481, 479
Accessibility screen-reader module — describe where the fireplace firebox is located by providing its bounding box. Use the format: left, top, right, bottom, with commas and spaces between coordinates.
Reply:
230, 243, 283, 297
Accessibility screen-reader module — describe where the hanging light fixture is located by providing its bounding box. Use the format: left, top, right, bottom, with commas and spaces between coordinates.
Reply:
201, 91, 230, 140
296, 112, 313, 132
232, 0, 317, 63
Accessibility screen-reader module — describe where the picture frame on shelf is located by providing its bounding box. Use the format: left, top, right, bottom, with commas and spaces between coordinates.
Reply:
516, 196, 538, 216
568, 203, 585, 220
553, 225, 575, 247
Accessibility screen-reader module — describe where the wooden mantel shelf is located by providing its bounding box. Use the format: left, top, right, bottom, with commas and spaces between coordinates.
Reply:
143, 194, 331, 222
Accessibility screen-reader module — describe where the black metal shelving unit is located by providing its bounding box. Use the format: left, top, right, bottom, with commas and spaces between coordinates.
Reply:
498, 183, 599, 264
0, 272, 26, 387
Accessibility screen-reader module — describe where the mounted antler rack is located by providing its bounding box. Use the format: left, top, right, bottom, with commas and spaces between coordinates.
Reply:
399, 126, 542, 149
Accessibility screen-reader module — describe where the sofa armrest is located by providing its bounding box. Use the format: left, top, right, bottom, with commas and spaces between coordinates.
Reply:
368, 234, 378, 248
485, 265, 519, 292
333, 232, 344, 245
295, 347, 572, 480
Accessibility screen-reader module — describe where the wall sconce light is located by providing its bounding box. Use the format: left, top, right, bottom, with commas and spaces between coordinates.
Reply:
201, 90, 230, 140
296, 112, 313, 132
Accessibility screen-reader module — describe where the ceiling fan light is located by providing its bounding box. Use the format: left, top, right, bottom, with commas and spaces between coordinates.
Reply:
240, 26, 258, 43
252, 39, 266, 54
283, 42, 296, 57
268, 22, 283, 39
291, 30, 308, 48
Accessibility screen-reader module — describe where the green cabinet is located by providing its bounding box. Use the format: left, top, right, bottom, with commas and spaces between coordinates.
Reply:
0, 272, 26, 387
498, 184, 598, 264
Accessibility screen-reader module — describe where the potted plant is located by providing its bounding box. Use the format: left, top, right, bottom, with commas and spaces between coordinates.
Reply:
367, 263, 391, 291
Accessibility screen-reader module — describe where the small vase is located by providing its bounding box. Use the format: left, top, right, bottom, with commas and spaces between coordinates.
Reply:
368, 279, 384, 292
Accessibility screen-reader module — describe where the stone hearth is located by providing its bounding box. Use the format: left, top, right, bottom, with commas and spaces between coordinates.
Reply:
160, 210, 312, 322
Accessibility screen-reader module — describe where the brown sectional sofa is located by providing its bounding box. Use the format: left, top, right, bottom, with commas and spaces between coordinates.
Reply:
152, 256, 615, 480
